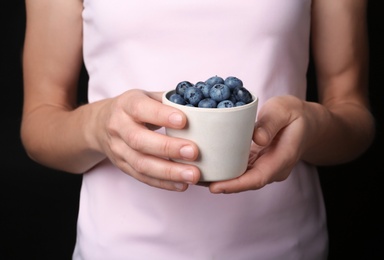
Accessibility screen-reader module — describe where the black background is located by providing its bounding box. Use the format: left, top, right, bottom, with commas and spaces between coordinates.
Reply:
1, 1, 383, 259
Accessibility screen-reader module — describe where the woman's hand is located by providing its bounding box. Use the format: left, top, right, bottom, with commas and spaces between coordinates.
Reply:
21, 0, 201, 192
95, 90, 201, 191
209, 0, 376, 194
209, 95, 318, 194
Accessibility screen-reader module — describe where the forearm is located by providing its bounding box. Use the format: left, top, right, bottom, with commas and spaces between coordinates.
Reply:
304, 0, 374, 165
301, 100, 375, 165
21, 100, 108, 174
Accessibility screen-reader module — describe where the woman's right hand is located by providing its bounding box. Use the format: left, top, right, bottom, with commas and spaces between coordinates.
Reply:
21, 1, 200, 192
93, 89, 201, 191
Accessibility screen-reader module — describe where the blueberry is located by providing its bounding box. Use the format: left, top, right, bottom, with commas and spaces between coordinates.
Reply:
224, 76, 243, 90
176, 81, 193, 96
198, 98, 217, 108
217, 100, 235, 108
195, 81, 212, 98
209, 83, 231, 102
229, 94, 237, 104
184, 87, 204, 106
232, 86, 253, 104
205, 75, 224, 87
235, 101, 246, 107
169, 93, 186, 105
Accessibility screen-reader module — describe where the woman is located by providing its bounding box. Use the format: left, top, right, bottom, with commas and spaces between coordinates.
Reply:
21, 0, 374, 259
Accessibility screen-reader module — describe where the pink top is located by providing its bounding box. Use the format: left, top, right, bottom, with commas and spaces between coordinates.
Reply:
74, 0, 328, 259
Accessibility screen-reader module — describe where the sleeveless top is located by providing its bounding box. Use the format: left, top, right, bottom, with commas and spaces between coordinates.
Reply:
74, 0, 328, 259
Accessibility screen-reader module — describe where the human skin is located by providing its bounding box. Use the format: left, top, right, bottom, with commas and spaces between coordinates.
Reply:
21, 0, 375, 193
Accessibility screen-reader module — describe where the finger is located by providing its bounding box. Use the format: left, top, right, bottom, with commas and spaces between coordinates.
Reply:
111, 149, 190, 192
124, 123, 199, 161
123, 163, 191, 192
147, 91, 163, 102
209, 155, 289, 194
209, 135, 297, 194
253, 97, 297, 147
140, 176, 190, 192
124, 161, 190, 192
111, 139, 201, 185
125, 90, 187, 129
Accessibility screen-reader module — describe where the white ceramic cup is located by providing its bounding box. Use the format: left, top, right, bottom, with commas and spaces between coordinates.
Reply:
162, 90, 258, 182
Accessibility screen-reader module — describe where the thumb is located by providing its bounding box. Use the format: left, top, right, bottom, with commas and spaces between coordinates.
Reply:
253, 99, 291, 147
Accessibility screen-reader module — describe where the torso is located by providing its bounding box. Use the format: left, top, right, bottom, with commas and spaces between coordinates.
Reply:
74, 1, 328, 259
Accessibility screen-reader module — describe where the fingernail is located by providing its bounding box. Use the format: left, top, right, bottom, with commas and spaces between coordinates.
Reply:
169, 113, 183, 126
180, 145, 195, 159
181, 170, 194, 183
174, 183, 185, 191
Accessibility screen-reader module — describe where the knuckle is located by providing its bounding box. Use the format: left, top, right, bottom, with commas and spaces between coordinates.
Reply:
131, 156, 147, 174
126, 131, 143, 151
108, 141, 120, 155
127, 102, 140, 119
126, 94, 144, 119
105, 111, 121, 136
162, 164, 175, 181
154, 179, 168, 190
161, 138, 173, 157
105, 121, 118, 137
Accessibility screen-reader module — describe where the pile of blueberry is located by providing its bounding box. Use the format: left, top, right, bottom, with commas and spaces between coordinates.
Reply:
168, 75, 253, 108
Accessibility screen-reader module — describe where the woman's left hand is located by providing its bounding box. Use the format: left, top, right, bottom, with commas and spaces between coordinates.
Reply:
209, 95, 313, 194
